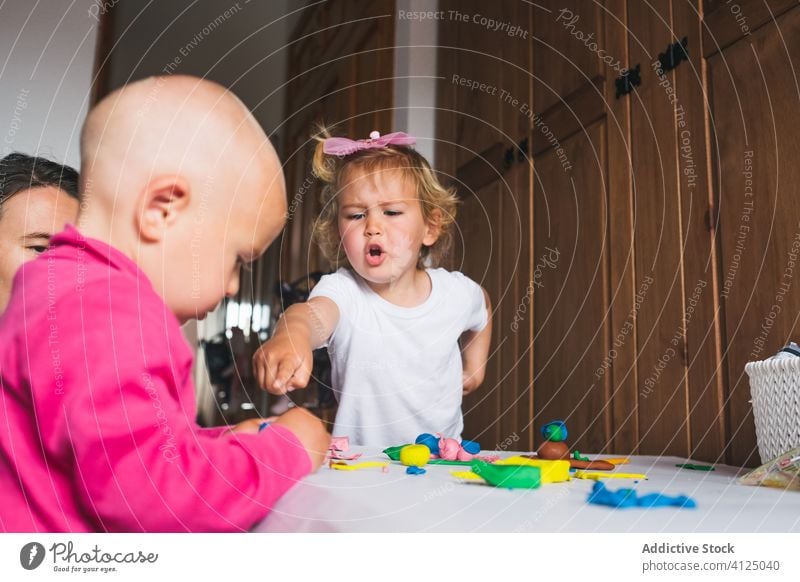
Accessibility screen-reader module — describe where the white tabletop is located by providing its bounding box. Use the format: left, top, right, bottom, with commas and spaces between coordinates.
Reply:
254, 448, 800, 533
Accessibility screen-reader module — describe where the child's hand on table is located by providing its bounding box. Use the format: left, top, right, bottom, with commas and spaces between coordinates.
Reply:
271, 408, 330, 471
227, 411, 329, 471
227, 417, 278, 434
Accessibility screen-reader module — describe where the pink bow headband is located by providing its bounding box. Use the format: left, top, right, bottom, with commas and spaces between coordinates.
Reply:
323, 130, 416, 157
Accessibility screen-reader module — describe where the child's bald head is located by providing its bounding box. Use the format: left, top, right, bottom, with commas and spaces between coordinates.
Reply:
79, 75, 286, 322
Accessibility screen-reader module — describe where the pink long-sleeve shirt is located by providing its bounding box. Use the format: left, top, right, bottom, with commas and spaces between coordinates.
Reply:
0, 226, 311, 532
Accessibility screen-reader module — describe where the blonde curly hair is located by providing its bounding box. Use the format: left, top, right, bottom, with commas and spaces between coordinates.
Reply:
311, 127, 459, 270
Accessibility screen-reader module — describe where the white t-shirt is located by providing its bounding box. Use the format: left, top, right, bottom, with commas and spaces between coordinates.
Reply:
309, 267, 489, 446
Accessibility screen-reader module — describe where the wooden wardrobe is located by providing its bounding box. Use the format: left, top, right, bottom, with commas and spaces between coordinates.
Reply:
282, 0, 800, 466
435, 0, 800, 466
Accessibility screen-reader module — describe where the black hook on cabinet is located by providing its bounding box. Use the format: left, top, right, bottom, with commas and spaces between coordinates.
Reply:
656, 36, 689, 75
503, 147, 514, 170
516, 137, 529, 163
503, 136, 530, 170
615, 64, 641, 99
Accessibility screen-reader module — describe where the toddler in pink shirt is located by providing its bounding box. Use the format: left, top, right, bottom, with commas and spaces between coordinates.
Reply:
0, 76, 330, 532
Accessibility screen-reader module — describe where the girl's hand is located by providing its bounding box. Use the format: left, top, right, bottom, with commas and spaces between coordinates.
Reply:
461, 287, 492, 396
228, 416, 278, 434
462, 369, 484, 396
252, 300, 339, 395
252, 337, 313, 395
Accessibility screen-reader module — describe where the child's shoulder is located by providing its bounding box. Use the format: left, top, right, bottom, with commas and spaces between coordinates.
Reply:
428, 268, 482, 290
309, 267, 363, 302
316, 267, 360, 287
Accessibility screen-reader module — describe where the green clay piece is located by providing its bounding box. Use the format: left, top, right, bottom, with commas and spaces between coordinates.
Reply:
541, 420, 568, 442
383, 445, 410, 461
428, 459, 474, 466
573, 451, 590, 462
471, 460, 542, 489
676, 463, 715, 471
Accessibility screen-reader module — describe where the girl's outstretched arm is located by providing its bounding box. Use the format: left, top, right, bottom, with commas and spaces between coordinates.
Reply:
253, 296, 339, 394
461, 287, 492, 395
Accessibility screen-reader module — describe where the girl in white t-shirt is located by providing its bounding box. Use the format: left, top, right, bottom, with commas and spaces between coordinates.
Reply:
253, 129, 492, 446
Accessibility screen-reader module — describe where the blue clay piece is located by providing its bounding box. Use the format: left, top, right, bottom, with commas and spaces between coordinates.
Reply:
541, 420, 568, 442
588, 482, 638, 508
638, 492, 696, 508
415, 433, 440, 455
406, 466, 426, 475
461, 439, 480, 454
588, 481, 696, 509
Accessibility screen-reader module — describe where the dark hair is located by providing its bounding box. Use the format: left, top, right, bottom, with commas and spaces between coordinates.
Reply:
0, 153, 80, 216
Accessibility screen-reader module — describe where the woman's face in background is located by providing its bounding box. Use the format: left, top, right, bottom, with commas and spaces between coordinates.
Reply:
0, 186, 79, 311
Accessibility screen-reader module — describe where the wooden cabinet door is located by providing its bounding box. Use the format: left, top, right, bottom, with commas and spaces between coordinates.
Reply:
282, 1, 396, 282
625, 0, 725, 459
530, 0, 613, 455
706, 2, 800, 466
436, 0, 533, 447
436, 0, 729, 460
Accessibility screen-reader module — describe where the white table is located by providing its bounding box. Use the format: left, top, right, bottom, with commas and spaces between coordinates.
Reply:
254, 448, 800, 532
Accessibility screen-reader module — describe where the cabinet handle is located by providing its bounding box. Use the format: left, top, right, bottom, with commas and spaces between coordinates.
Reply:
656, 37, 689, 75
615, 64, 641, 98
503, 137, 530, 169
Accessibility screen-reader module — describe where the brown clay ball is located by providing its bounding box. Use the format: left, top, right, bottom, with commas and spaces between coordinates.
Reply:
537, 440, 569, 460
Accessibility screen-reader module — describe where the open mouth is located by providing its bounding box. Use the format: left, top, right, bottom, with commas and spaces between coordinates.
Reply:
365, 244, 385, 266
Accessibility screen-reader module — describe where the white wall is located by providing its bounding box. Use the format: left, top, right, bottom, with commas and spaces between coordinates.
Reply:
107, 0, 299, 143
393, 0, 439, 166
0, 1, 99, 169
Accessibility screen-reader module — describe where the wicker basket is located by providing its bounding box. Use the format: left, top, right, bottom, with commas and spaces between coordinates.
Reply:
745, 357, 800, 463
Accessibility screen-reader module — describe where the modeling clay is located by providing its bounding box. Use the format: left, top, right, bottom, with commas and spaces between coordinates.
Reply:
537, 440, 570, 460
494, 456, 571, 483
525, 453, 615, 471
738, 447, 800, 491
461, 439, 481, 454
603, 458, 631, 465
587, 481, 696, 508
329, 460, 389, 472
330, 450, 363, 461
400, 444, 430, 467
535, 421, 615, 470
573, 471, 647, 480
415, 433, 440, 454
541, 420, 568, 442
471, 460, 541, 489
436, 436, 477, 461
330, 436, 350, 451
384, 444, 496, 465
406, 466, 426, 475
476, 454, 501, 463
451, 470, 483, 481
328, 436, 362, 460
676, 463, 715, 471
383, 445, 408, 460
438, 437, 463, 460
569, 459, 615, 471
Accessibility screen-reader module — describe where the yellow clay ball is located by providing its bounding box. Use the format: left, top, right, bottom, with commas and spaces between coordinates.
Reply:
400, 444, 430, 467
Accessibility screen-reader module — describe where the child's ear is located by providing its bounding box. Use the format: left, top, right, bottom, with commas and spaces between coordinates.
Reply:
136, 175, 191, 242
422, 208, 443, 246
